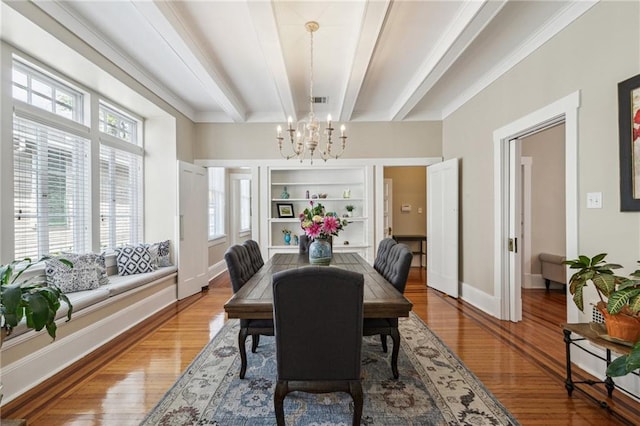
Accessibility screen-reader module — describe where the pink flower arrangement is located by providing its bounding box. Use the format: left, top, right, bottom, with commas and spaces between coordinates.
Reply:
299, 201, 347, 240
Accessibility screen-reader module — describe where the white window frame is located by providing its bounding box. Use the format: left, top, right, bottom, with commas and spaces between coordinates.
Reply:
208, 167, 226, 241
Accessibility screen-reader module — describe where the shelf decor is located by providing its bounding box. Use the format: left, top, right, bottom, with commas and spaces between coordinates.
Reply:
277, 203, 295, 218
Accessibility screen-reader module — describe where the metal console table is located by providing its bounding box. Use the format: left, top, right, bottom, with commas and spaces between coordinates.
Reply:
562, 323, 638, 405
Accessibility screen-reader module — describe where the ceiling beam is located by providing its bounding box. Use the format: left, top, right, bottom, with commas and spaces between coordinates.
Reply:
339, 0, 390, 122
247, 1, 297, 122
390, 0, 507, 121
144, 1, 247, 123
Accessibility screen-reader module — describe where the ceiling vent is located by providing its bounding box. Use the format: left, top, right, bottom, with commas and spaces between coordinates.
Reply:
312, 96, 328, 104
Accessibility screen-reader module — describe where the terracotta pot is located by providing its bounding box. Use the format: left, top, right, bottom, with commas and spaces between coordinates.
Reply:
597, 301, 640, 343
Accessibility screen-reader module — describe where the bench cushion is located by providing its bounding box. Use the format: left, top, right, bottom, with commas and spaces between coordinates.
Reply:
102, 266, 177, 296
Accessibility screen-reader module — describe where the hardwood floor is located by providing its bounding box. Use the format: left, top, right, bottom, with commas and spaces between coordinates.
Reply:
2, 268, 638, 425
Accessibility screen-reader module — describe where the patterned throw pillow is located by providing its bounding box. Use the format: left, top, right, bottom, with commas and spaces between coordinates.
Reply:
154, 240, 171, 267
45, 253, 101, 293
116, 245, 154, 276
95, 253, 109, 285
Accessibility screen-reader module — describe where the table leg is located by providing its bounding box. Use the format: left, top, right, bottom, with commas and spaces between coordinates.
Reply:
605, 349, 615, 397
563, 328, 575, 396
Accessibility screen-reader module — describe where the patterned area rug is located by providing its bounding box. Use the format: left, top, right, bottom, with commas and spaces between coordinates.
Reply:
141, 313, 519, 425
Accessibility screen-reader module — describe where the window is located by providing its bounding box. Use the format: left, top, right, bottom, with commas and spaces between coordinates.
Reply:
10, 60, 145, 258
99, 102, 143, 250
13, 116, 90, 259
12, 60, 83, 123
208, 167, 225, 240
99, 146, 143, 250
239, 179, 251, 232
99, 102, 138, 144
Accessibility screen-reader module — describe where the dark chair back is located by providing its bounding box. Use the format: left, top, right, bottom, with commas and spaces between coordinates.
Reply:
243, 239, 264, 273
224, 244, 255, 293
273, 266, 364, 381
379, 243, 413, 293
298, 234, 311, 254
374, 238, 398, 274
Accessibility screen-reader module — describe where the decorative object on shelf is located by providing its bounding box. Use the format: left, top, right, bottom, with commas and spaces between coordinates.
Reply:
277, 203, 295, 218
293, 234, 299, 246
280, 186, 290, 199
282, 228, 292, 245
345, 205, 355, 217
275, 21, 348, 164
564, 253, 640, 376
319, 193, 328, 199
300, 201, 348, 265
305, 190, 310, 199
311, 193, 318, 199
343, 189, 351, 198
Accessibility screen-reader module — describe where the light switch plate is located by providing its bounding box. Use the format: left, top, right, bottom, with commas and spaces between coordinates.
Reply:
587, 192, 602, 209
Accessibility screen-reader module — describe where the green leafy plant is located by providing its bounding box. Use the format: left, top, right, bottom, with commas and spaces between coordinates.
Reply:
345, 205, 355, 212
564, 253, 640, 377
1, 257, 73, 340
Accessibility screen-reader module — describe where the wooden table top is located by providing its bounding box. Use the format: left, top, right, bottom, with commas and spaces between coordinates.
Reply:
224, 252, 413, 320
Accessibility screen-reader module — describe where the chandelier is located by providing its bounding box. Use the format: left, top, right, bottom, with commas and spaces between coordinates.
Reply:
276, 21, 347, 164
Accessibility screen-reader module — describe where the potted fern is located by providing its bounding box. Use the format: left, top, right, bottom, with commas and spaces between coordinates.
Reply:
564, 253, 640, 376
1, 257, 73, 341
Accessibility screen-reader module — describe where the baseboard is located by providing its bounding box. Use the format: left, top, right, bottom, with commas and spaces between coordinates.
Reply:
460, 281, 501, 319
209, 259, 226, 281
0, 284, 176, 405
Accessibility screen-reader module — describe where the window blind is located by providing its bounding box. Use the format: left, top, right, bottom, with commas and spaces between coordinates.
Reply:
13, 115, 90, 259
208, 167, 225, 239
99, 144, 143, 250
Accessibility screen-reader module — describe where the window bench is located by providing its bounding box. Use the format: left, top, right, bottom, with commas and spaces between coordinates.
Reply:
0, 259, 178, 406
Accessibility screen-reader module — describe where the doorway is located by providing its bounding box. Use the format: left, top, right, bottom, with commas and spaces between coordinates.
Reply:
493, 91, 580, 322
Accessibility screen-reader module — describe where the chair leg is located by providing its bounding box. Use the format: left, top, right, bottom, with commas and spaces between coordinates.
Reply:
251, 334, 260, 353
545, 278, 550, 290
349, 381, 363, 426
274, 380, 288, 426
390, 328, 400, 379
238, 328, 249, 379
380, 334, 388, 353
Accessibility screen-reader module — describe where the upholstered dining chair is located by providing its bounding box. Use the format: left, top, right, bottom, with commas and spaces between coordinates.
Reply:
224, 244, 273, 379
363, 243, 413, 379
373, 237, 398, 274
243, 239, 264, 274
298, 234, 311, 254
272, 267, 364, 426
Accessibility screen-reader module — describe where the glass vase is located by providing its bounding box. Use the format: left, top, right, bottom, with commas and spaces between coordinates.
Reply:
308, 237, 332, 265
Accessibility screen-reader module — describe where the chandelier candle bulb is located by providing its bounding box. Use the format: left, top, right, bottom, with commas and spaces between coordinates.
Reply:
341, 125, 346, 137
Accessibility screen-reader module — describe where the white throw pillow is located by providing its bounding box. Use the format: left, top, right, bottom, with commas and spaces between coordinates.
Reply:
45, 253, 101, 293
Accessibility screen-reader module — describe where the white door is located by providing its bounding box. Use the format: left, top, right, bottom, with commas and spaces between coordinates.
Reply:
427, 158, 459, 297
383, 178, 393, 238
508, 139, 523, 320
178, 161, 208, 300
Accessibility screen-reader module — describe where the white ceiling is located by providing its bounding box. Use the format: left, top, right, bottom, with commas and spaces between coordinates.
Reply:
21, 1, 595, 124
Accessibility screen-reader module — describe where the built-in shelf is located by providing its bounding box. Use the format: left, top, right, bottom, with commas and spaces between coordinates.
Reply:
265, 166, 374, 261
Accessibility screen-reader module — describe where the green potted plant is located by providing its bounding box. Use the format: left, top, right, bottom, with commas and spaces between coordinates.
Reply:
345, 205, 355, 217
564, 253, 640, 376
1, 257, 73, 341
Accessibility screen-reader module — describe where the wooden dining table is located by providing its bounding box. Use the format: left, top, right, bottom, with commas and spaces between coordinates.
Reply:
224, 252, 413, 320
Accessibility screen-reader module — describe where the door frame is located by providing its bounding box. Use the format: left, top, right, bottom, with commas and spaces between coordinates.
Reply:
493, 91, 580, 322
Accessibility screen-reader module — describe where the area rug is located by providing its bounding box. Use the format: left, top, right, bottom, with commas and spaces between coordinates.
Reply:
141, 313, 519, 425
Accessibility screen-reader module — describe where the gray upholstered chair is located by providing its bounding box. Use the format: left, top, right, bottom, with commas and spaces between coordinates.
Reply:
272, 266, 364, 426
243, 239, 265, 274
373, 237, 398, 274
298, 234, 311, 254
363, 243, 413, 379
224, 244, 273, 379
